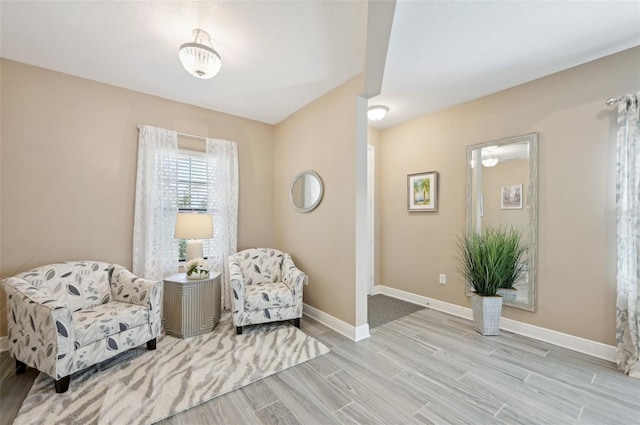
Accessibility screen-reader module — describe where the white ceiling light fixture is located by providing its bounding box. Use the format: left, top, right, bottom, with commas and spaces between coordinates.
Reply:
367, 105, 389, 121
179, 29, 222, 80
481, 146, 499, 167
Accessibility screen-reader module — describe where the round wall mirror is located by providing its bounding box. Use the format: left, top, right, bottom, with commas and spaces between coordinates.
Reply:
289, 171, 324, 213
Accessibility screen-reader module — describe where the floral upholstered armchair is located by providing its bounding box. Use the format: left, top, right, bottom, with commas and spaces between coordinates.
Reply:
2, 260, 162, 393
229, 248, 305, 334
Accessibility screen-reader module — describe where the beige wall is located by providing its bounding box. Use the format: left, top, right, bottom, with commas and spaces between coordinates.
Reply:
0, 59, 275, 335
274, 75, 363, 326
379, 46, 640, 345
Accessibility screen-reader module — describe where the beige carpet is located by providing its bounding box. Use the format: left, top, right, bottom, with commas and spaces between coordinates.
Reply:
13, 313, 329, 425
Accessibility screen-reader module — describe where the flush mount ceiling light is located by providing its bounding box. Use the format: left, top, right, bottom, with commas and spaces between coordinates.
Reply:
481, 145, 499, 167
367, 105, 389, 121
178, 29, 222, 79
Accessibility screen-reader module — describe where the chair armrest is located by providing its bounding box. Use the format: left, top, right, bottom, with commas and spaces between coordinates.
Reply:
109, 266, 163, 327
2, 276, 68, 309
110, 265, 160, 305
282, 254, 305, 302
228, 256, 245, 314
2, 281, 74, 380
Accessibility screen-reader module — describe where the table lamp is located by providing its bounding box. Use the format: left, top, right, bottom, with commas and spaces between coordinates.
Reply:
174, 212, 214, 262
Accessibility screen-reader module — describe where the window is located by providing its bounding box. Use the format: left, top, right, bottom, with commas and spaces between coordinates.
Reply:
178, 151, 208, 212
177, 150, 211, 260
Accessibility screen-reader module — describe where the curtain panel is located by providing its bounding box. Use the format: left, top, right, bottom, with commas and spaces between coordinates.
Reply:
205, 138, 239, 310
133, 125, 179, 281
616, 93, 640, 378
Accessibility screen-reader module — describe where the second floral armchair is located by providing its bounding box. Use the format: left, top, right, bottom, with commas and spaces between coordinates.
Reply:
228, 248, 305, 334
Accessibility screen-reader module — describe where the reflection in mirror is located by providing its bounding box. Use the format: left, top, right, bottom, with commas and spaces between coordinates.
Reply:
466, 133, 538, 311
289, 171, 324, 213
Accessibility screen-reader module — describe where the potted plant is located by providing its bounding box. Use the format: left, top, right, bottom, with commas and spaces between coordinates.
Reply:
456, 226, 527, 335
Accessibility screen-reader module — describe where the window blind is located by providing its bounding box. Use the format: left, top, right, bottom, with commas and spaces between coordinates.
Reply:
177, 151, 211, 260
178, 153, 208, 212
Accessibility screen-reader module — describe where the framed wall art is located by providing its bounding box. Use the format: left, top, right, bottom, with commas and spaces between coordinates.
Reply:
501, 184, 523, 209
408, 171, 438, 212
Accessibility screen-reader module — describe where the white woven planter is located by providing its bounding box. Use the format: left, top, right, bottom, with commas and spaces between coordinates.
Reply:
471, 293, 503, 336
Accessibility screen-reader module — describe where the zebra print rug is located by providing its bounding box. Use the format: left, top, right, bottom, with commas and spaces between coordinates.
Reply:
13, 313, 329, 425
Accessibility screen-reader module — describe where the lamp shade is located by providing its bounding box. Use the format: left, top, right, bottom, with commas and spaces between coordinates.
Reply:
174, 213, 214, 240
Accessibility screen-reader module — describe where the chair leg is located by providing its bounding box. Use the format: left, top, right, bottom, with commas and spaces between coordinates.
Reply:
55, 376, 70, 393
293, 318, 301, 329
146, 338, 157, 350
16, 359, 26, 375
236, 326, 243, 335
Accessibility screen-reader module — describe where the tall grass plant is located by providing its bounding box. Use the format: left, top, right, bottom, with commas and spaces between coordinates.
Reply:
457, 226, 527, 296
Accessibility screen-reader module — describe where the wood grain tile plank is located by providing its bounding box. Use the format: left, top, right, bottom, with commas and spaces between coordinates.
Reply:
412, 328, 495, 357
592, 370, 640, 404
394, 370, 505, 417
327, 349, 430, 409
377, 315, 431, 336
277, 362, 352, 412
378, 345, 467, 382
313, 329, 352, 349
431, 347, 531, 381
578, 407, 633, 425
458, 371, 582, 423
263, 374, 341, 425
494, 404, 554, 425
255, 400, 302, 425
334, 401, 387, 425
511, 334, 617, 369
299, 317, 332, 338
525, 372, 640, 423
490, 347, 596, 385
462, 331, 550, 357
160, 388, 262, 425
326, 369, 424, 425
329, 343, 405, 380
0, 352, 38, 425
413, 400, 503, 425
240, 379, 279, 410
402, 312, 469, 337
413, 405, 457, 425
372, 327, 440, 355
303, 353, 343, 378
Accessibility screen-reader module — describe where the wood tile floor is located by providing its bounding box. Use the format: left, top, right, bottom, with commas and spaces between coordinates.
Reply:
1, 307, 639, 424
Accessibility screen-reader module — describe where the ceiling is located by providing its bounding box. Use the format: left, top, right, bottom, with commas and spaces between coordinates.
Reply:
1, 1, 639, 129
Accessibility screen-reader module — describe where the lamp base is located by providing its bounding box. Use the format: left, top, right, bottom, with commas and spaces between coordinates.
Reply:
185, 240, 204, 262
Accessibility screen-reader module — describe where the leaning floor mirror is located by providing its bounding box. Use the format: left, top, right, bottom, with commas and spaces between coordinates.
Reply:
465, 133, 538, 311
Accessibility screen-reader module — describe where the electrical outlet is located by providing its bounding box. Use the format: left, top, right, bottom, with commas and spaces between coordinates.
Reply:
439, 274, 446, 284
303, 275, 309, 286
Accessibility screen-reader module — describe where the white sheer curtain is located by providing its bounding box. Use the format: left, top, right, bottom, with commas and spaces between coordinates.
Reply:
204, 138, 239, 310
133, 125, 179, 281
615, 93, 640, 378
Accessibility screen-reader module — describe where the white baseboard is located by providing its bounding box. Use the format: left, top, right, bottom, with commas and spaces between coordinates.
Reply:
0, 336, 8, 353
373, 285, 617, 362
303, 303, 370, 342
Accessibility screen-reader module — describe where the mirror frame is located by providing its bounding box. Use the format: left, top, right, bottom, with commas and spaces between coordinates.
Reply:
289, 170, 324, 213
465, 133, 538, 311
